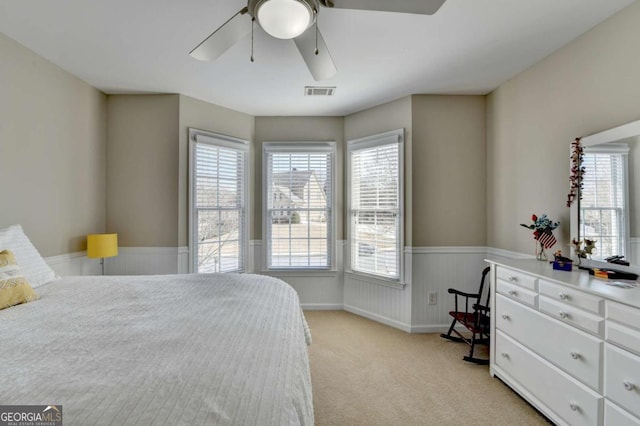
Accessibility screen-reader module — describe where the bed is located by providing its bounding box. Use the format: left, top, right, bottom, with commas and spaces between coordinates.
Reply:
0, 272, 314, 425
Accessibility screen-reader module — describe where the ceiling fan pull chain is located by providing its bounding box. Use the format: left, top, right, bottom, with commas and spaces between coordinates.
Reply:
314, 8, 319, 55
250, 17, 255, 62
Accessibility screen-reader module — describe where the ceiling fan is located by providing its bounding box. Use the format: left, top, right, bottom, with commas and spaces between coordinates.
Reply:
190, 0, 447, 81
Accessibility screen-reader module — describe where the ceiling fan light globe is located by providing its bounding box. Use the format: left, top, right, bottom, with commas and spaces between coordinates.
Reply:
257, 0, 313, 39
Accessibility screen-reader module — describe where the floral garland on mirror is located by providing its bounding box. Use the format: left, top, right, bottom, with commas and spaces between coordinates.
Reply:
567, 137, 584, 207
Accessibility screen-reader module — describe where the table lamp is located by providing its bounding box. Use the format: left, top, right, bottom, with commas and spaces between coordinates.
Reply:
87, 233, 118, 275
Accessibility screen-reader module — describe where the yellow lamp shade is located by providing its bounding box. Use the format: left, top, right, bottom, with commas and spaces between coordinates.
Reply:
87, 234, 118, 259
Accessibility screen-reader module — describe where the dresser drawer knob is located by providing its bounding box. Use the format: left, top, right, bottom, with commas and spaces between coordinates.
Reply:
559, 292, 568, 300
501, 353, 509, 359
570, 352, 580, 360
569, 402, 579, 411
508, 290, 517, 296
501, 314, 510, 320
624, 381, 635, 391
559, 311, 569, 319
508, 276, 517, 282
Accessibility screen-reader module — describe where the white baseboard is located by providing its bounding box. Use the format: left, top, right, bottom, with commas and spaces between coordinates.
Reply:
301, 303, 344, 310
343, 304, 412, 333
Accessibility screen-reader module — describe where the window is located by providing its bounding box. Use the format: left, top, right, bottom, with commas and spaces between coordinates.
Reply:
580, 144, 629, 259
264, 142, 335, 269
189, 129, 248, 273
348, 129, 403, 280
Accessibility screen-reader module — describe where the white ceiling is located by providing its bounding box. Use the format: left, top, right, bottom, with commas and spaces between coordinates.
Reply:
0, 0, 634, 116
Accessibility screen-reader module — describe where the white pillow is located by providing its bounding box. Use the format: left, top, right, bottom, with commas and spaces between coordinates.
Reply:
0, 225, 58, 287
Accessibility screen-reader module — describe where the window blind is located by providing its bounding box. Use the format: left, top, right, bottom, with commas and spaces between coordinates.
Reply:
348, 130, 402, 279
191, 130, 247, 273
580, 150, 627, 259
264, 143, 334, 269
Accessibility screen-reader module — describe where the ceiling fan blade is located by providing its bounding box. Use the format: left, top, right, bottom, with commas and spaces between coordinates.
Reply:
294, 27, 337, 81
320, 0, 446, 15
190, 7, 250, 61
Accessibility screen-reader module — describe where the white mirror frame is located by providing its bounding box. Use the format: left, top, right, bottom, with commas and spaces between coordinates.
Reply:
571, 119, 640, 272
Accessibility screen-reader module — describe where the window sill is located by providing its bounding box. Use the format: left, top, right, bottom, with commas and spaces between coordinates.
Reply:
344, 271, 406, 290
260, 269, 339, 278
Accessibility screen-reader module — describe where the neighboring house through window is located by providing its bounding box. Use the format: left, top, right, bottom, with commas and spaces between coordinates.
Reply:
348, 129, 404, 280
264, 142, 335, 269
189, 129, 248, 273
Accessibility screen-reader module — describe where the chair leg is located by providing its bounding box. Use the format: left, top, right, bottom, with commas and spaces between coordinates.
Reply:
440, 318, 465, 343
462, 331, 489, 365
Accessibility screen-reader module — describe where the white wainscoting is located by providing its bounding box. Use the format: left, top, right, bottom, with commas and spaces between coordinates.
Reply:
45, 251, 101, 276
45, 244, 527, 333
409, 247, 489, 333
249, 240, 345, 310
106, 247, 190, 275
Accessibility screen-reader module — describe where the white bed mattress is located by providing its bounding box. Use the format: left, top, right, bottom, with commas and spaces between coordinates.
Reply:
0, 273, 313, 425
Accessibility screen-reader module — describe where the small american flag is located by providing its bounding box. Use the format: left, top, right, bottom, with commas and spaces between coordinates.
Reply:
538, 230, 557, 249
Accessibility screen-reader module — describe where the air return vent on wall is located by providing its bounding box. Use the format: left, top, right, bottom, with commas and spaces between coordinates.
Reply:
304, 86, 336, 96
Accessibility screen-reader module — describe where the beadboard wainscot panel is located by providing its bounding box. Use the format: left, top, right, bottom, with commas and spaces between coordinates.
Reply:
409, 247, 490, 333
343, 248, 412, 332
107, 247, 189, 275
251, 240, 345, 310
46, 251, 101, 276
631, 238, 640, 265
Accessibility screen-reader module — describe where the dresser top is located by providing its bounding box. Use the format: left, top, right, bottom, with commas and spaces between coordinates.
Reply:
485, 257, 640, 309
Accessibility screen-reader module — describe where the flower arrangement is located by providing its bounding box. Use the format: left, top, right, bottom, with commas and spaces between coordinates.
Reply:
521, 214, 560, 260
571, 238, 597, 265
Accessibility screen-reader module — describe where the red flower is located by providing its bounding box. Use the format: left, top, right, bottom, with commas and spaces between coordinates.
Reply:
532, 214, 538, 221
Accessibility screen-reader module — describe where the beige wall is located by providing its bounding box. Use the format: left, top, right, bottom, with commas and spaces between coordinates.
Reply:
411, 95, 486, 246
254, 116, 344, 239
178, 95, 255, 245
106, 95, 179, 247
487, 2, 640, 254
344, 96, 413, 245
0, 32, 107, 256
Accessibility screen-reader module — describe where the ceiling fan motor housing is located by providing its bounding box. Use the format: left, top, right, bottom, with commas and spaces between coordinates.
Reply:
248, 0, 320, 39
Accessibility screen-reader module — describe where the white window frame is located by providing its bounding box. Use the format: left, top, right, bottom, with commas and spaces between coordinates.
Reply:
346, 129, 404, 284
262, 141, 336, 271
188, 128, 249, 273
580, 143, 630, 260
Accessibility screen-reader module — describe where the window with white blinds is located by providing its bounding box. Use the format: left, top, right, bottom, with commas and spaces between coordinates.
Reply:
264, 142, 334, 269
189, 129, 248, 273
580, 145, 628, 259
348, 129, 403, 280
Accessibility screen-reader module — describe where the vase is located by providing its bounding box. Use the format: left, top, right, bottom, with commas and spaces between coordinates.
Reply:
535, 242, 547, 261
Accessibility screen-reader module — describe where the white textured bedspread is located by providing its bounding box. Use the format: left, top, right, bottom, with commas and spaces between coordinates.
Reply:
0, 273, 313, 425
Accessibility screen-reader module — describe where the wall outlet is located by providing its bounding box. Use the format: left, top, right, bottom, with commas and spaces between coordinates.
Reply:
428, 291, 437, 305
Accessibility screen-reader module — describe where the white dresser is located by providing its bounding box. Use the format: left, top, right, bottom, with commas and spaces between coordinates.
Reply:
487, 259, 640, 426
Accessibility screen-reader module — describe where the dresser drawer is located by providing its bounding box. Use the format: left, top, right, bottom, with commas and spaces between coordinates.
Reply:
607, 301, 640, 356
496, 331, 602, 426
605, 400, 640, 426
496, 294, 602, 391
496, 266, 538, 291
539, 296, 604, 337
497, 279, 538, 307
605, 344, 640, 419
539, 279, 604, 315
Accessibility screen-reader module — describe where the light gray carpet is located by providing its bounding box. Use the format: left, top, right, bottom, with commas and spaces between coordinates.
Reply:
306, 310, 550, 425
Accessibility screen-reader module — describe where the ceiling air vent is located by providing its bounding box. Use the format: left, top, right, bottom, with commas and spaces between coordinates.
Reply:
304, 86, 336, 96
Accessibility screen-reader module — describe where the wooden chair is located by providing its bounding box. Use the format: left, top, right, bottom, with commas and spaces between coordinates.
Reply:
440, 266, 491, 365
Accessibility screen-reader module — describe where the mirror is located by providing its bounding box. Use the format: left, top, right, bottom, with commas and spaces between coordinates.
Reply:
571, 119, 640, 270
